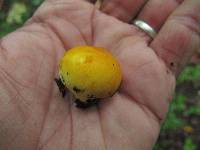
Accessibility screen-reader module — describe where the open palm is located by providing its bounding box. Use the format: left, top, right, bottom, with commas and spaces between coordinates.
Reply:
0, 0, 199, 150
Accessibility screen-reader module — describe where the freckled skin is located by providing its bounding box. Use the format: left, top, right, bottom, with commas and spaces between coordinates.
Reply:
58, 46, 122, 107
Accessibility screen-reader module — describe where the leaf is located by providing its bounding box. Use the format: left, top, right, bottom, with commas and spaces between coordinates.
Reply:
183, 137, 196, 150
178, 65, 200, 84
0, 22, 20, 37
172, 94, 186, 112
186, 106, 200, 116
153, 144, 165, 150
31, 0, 44, 6
6, 2, 28, 24
161, 111, 185, 131
161, 93, 186, 131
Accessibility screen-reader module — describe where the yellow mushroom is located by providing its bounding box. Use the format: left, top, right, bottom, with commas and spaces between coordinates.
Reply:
57, 46, 122, 108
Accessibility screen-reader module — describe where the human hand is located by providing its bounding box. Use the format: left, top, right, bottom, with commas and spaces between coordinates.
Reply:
0, 0, 199, 149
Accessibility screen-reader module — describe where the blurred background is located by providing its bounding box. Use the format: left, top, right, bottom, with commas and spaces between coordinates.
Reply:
0, 0, 200, 149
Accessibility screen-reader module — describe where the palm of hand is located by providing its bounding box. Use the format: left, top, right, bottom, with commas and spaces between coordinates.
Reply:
0, 0, 175, 149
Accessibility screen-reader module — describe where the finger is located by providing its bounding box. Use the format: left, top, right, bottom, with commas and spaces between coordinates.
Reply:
136, 0, 183, 32
101, 0, 148, 22
150, 0, 200, 75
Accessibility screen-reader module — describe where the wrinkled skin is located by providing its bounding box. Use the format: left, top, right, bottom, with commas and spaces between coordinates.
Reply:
0, 0, 199, 149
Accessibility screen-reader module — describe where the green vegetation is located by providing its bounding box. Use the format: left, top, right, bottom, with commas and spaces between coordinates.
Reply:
0, 1, 200, 149
161, 94, 186, 131
0, 0, 43, 37
183, 138, 196, 150
178, 64, 200, 84
155, 64, 200, 149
